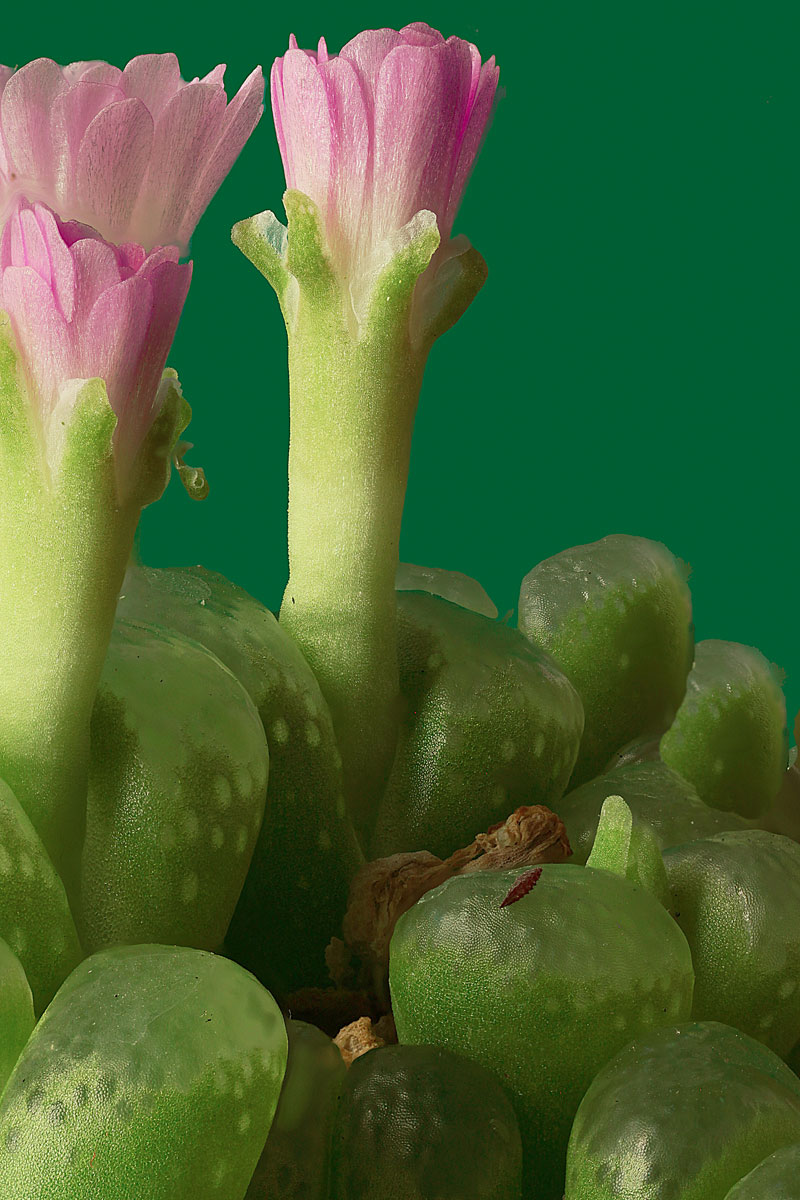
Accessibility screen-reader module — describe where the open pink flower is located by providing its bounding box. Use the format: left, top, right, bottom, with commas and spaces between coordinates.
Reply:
271, 22, 498, 282
0, 197, 191, 468
0, 55, 264, 252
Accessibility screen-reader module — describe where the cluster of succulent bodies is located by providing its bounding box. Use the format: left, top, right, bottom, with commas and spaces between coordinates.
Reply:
0, 21, 796, 1200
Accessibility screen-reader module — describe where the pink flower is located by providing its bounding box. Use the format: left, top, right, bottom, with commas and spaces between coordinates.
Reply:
271, 22, 498, 283
0, 55, 264, 252
0, 197, 191, 469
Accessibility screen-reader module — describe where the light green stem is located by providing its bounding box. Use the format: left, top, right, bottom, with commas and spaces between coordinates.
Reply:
234, 192, 487, 846
0, 326, 189, 906
279, 303, 426, 843
0, 488, 137, 905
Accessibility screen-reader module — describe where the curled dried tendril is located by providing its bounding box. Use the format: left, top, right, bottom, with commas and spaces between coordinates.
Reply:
173, 438, 209, 500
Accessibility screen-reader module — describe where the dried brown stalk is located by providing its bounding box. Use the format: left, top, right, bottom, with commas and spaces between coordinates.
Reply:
331, 804, 572, 982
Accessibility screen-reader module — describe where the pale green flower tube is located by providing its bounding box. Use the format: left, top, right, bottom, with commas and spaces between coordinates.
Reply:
235, 22, 498, 841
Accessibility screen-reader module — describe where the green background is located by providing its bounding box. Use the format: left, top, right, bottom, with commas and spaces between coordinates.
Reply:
7, 2, 799, 731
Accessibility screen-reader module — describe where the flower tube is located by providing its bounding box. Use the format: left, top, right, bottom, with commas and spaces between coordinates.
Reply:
233, 23, 498, 843
0, 197, 194, 900
0, 51, 263, 905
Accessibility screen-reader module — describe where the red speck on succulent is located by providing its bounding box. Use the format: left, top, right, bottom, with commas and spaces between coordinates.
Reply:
500, 866, 543, 908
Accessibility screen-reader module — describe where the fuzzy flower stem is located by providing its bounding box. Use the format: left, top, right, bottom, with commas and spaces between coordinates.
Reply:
0, 198, 195, 904
281, 270, 426, 839
237, 22, 497, 844
0, 403, 137, 904
0, 358, 190, 908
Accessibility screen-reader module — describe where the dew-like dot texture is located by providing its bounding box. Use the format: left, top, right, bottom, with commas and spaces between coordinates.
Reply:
0, 778, 82, 1013
389, 864, 693, 1198
246, 1020, 345, 1199
664, 830, 800, 1055
329, 1043, 522, 1199
371, 591, 584, 860
116, 563, 364, 996
722, 1141, 800, 1198
81, 619, 268, 953
518, 534, 693, 787
660, 639, 789, 817
565, 1022, 800, 1200
557, 760, 749, 865
0, 945, 287, 1199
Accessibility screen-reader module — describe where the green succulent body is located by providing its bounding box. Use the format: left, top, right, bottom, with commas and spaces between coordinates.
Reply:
329, 1043, 523, 1199
664, 829, 800, 1054
389, 864, 694, 1198
117, 562, 364, 995
246, 1019, 345, 1200
518, 534, 694, 788
0, 946, 287, 1199
81, 619, 269, 954
722, 1142, 800, 1198
660, 639, 789, 817
372, 591, 584, 860
566, 1022, 800, 1199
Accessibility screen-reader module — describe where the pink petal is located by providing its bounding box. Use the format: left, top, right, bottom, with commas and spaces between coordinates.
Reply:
270, 58, 289, 171
423, 38, 480, 219
444, 56, 499, 235
276, 50, 333, 208
117, 242, 147, 273
93, 258, 190, 457
134, 258, 191, 423
51, 79, 126, 214
371, 45, 456, 244
201, 64, 227, 87
120, 53, 182, 122
56, 214, 102, 249
1, 59, 69, 185
70, 235, 126, 314
2, 264, 75, 416
132, 79, 226, 249
318, 56, 370, 268
85, 272, 152, 430
0, 200, 76, 320
76, 97, 154, 243
338, 28, 407, 100
14, 206, 52, 281
29, 203, 77, 319
398, 22, 445, 46
62, 61, 122, 87
138, 244, 181, 272
175, 65, 265, 247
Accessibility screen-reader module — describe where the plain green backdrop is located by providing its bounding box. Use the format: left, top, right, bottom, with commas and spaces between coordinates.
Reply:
6, 2, 799, 730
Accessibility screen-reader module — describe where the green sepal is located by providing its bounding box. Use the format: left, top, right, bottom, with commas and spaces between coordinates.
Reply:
232, 209, 291, 306
364, 210, 440, 342
0, 314, 45, 488
127, 370, 192, 510
411, 242, 488, 350
51, 378, 117, 517
587, 794, 672, 908
283, 189, 338, 305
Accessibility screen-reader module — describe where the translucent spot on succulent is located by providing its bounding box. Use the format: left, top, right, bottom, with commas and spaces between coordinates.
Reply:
305, 720, 321, 747
181, 873, 199, 903
271, 718, 290, 745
